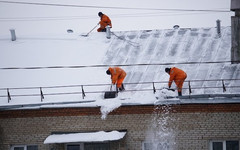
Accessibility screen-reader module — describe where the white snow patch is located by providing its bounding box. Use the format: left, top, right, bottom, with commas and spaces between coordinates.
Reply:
44, 130, 126, 144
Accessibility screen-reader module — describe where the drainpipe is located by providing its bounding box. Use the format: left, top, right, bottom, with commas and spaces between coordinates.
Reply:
231, 0, 240, 64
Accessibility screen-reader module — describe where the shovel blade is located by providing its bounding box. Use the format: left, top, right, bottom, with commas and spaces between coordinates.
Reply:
104, 91, 117, 99
81, 34, 88, 37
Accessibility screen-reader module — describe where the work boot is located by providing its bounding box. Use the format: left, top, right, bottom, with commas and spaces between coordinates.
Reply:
119, 84, 125, 91
101, 28, 106, 32
178, 91, 182, 96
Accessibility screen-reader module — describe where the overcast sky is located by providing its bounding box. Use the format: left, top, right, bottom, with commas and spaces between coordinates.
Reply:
0, 0, 234, 35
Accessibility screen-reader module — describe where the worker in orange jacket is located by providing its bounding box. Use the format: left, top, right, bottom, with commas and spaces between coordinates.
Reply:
97, 12, 112, 32
106, 67, 126, 91
165, 67, 187, 96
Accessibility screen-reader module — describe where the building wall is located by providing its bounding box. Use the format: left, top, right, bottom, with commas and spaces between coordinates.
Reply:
0, 104, 240, 150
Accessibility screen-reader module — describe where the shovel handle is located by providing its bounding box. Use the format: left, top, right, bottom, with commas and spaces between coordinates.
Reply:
110, 84, 112, 91
110, 84, 118, 93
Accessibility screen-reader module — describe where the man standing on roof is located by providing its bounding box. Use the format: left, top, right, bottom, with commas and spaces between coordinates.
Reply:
97, 12, 112, 32
106, 67, 126, 91
165, 67, 187, 96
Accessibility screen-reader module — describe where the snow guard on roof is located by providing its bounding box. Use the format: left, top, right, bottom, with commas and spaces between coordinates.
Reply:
44, 131, 126, 144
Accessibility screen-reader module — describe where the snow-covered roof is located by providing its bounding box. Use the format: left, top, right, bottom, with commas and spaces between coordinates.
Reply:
44, 130, 126, 144
0, 27, 240, 118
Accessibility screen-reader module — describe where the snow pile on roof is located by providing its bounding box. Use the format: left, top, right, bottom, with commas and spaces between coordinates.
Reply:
44, 130, 126, 144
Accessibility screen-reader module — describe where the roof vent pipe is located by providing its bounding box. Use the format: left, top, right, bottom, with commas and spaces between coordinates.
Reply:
216, 20, 221, 38
173, 25, 180, 29
10, 29, 16, 41
106, 25, 111, 39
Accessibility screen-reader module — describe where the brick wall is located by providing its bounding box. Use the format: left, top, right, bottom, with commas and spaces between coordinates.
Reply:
0, 103, 240, 150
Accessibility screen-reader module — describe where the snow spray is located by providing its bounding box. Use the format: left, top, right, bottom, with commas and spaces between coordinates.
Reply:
145, 104, 178, 150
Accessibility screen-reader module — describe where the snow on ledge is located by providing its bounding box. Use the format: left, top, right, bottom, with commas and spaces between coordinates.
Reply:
44, 130, 126, 144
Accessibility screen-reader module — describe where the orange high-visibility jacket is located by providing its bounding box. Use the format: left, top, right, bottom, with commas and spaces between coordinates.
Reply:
168, 67, 187, 88
108, 67, 126, 84
99, 14, 112, 28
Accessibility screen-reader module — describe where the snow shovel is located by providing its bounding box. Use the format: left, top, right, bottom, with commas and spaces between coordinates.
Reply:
104, 84, 118, 99
161, 87, 175, 91
166, 88, 175, 92
81, 24, 99, 37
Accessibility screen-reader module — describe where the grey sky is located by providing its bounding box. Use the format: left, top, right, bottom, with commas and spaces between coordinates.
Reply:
0, 0, 234, 35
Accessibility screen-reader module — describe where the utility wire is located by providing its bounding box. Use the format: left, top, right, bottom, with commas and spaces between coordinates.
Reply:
0, 0, 231, 12
0, 11, 230, 22
0, 61, 237, 70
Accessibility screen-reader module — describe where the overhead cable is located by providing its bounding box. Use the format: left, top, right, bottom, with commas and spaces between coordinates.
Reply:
0, 11, 230, 22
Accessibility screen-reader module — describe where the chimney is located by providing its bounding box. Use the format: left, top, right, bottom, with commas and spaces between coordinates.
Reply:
10, 29, 16, 41
231, 0, 240, 64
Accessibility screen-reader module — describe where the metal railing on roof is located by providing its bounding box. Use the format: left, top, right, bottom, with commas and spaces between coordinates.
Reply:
0, 79, 240, 103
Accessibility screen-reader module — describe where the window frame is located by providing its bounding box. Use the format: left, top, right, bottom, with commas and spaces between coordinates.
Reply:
11, 145, 26, 150
65, 142, 110, 150
10, 145, 38, 150
210, 140, 240, 150
65, 143, 84, 150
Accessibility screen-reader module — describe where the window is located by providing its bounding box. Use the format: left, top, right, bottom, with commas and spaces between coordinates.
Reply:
210, 140, 239, 150
11, 145, 38, 150
227, 141, 239, 150
12, 147, 24, 150
65, 143, 109, 150
26, 146, 38, 150
213, 142, 223, 150
84, 143, 109, 150
67, 144, 80, 150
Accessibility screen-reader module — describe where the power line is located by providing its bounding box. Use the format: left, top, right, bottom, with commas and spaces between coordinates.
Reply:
0, 11, 230, 22
0, 0, 231, 12
0, 61, 237, 70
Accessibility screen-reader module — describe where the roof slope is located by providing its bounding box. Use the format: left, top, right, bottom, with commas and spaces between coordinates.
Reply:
0, 27, 239, 108
104, 27, 239, 94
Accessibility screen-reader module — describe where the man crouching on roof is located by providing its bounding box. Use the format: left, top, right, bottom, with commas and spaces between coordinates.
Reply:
106, 67, 126, 91
165, 67, 187, 96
